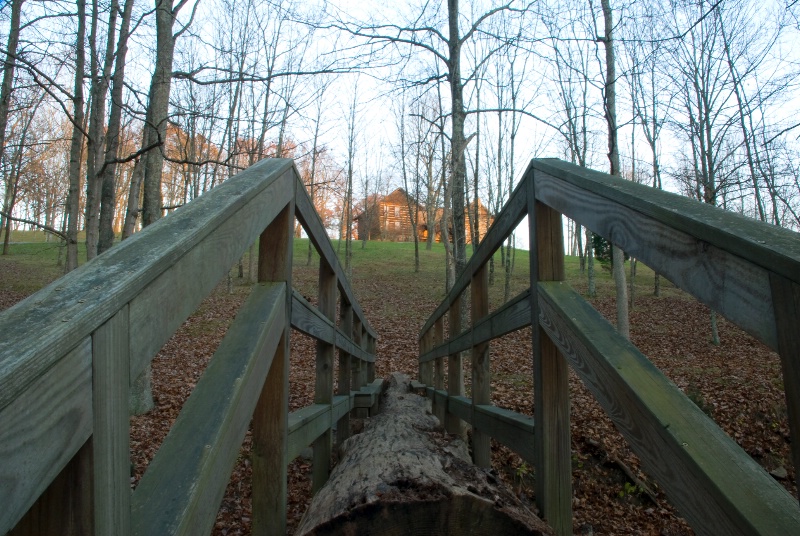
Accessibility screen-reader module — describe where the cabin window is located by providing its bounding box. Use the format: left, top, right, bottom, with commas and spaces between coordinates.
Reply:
394, 220, 400, 229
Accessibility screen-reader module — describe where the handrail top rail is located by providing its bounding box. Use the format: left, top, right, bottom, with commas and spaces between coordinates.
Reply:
0, 158, 295, 412
532, 158, 800, 285
420, 157, 800, 339
0, 157, 376, 413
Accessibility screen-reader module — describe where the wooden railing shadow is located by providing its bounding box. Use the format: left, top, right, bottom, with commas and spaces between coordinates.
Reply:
418, 158, 800, 535
0, 158, 378, 535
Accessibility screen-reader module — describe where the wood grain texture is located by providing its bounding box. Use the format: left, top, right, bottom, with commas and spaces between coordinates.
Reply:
532, 158, 800, 285
419, 289, 532, 364
446, 296, 464, 437
0, 159, 294, 416
337, 303, 353, 446
433, 319, 445, 425
290, 290, 374, 362
539, 281, 800, 535
471, 265, 491, 468
313, 260, 336, 493
129, 170, 294, 380
253, 203, 294, 536
92, 307, 131, 536
534, 166, 778, 349
288, 396, 351, 462
131, 283, 286, 536
769, 273, 800, 498
9, 439, 94, 536
529, 189, 572, 536
1, 338, 92, 533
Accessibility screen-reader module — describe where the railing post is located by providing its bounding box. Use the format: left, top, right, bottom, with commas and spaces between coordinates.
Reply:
337, 300, 353, 445
446, 295, 464, 437
11, 307, 132, 536
252, 201, 293, 536
471, 265, 491, 468
528, 176, 572, 535
352, 319, 363, 392
769, 274, 800, 500
359, 326, 368, 388
312, 259, 336, 493
367, 335, 378, 414
92, 307, 131, 535
434, 318, 445, 426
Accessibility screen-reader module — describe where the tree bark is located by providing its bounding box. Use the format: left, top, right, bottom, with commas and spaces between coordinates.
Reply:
0, 0, 24, 166
295, 373, 551, 536
98, 0, 135, 254
65, 0, 88, 272
84, 0, 118, 260
142, 0, 181, 227
600, 0, 629, 340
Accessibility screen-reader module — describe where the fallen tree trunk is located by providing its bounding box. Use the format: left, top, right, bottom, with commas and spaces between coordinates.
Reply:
296, 373, 551, 535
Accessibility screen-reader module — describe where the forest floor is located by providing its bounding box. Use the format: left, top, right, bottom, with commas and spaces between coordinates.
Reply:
1, 234, 796, 535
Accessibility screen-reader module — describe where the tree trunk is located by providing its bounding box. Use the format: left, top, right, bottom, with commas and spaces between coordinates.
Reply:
98, 0, 135, 254
295, 373, 551, 536
601, 0, 629, 340
447, 0, 468, 280
142, 0, 180, 227
66, 0, 87, 273
84, 0, 118, 260
0, 0, 24, 165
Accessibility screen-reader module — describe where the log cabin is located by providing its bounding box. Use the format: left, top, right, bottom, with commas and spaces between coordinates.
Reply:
355, 188, 493, 244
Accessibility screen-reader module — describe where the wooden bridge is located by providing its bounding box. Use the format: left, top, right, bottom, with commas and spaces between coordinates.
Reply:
1, 158, 799, 535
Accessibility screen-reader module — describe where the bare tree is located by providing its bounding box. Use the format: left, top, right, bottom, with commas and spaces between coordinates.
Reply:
597, 0, 629, 339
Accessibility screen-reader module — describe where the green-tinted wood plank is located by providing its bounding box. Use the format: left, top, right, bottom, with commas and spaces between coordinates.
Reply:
92, 307, 131, 536
539, 281, 800, 535
532, 158, 800, 286
131, 283, 286, 536
0, 158, 294, 412
129, 169, 294, 380
0, 339, 92, 533
534, 167, 777, 349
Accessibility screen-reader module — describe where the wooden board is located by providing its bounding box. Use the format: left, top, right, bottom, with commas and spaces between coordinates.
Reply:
529, 194, 572, 536
444, 396, 536, 466
532, 158, 800, 285
0, 158, 294, 412
291, 290, 374, 363
131, 283, 286, 536
0, 338, 92, 533
538, 281, 800, 534
92, 307, 131, 536
534, 164, 778, 349
294, 183, 376, 339
129, 169, 294, 379
252, 203, 294, 536
769, 273, 800, 496
471, 265, 491, 468
287, 396, 351, 462
313, 260, 337, 492
420, 172, 529, 337
419, 289, 531, 364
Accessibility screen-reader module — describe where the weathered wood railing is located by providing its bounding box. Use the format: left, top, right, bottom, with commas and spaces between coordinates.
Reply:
418, 158, 800, 535
0, 158, 378, 535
